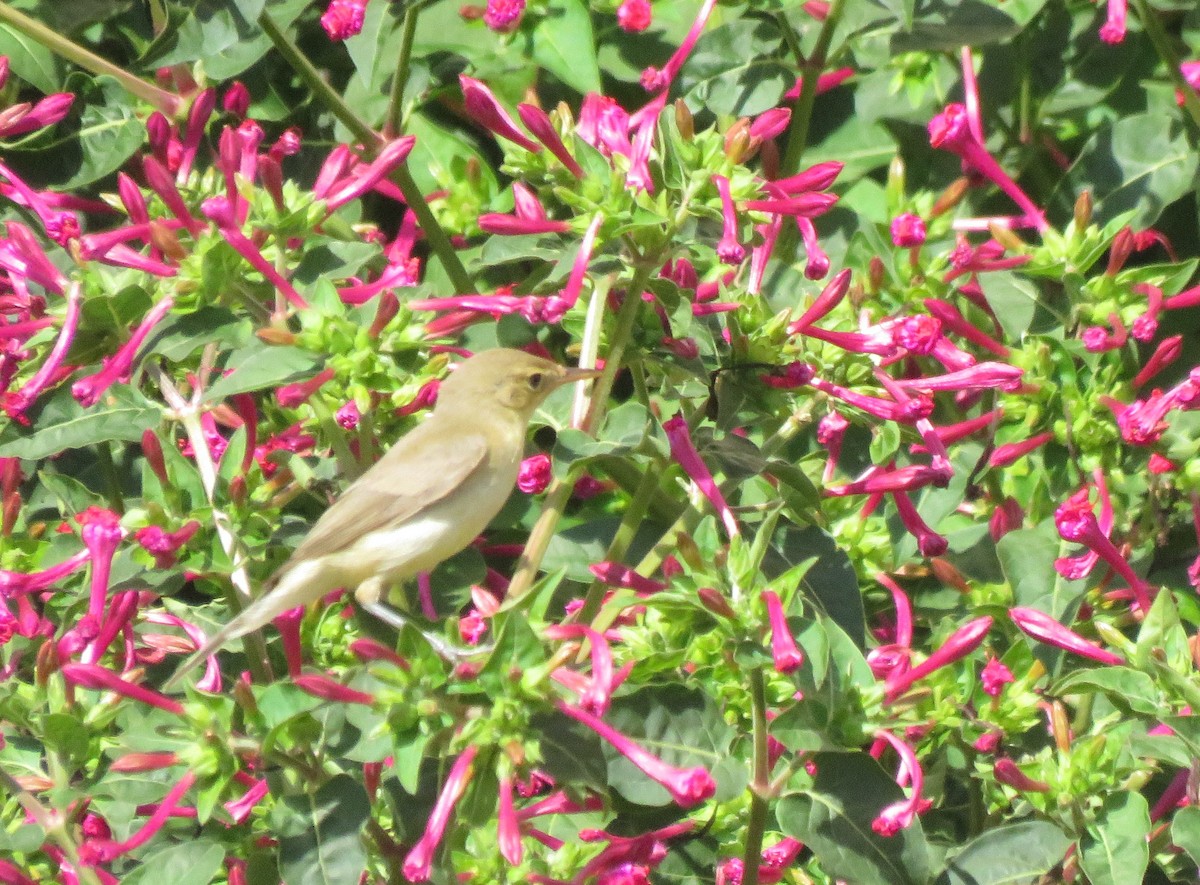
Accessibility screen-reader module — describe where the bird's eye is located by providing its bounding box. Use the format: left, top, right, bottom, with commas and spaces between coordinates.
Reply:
528, 372, 545, 389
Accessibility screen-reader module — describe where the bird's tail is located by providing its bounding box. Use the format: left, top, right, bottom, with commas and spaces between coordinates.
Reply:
163, 567, 314, 690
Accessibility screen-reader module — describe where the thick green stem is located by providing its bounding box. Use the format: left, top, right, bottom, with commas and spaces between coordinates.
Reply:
575, 464, 662, 624
779, 0, 847, 177
741, 666, 771, 885
505, 265, 651, 604
0, 1, 179, 115
385, 3, 420, 138
258, 8, 472, 293
1129, 0, 1200, 131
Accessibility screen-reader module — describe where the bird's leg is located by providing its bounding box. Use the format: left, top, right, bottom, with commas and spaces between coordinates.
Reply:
354, 576, 491, 662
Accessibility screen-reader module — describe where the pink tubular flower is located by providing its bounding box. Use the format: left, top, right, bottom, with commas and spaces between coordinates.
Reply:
323, 136, 416, 212
742, 192, 838, 218
783, 66, 854, 100
0, 549, 89, 596
980, 656, 1013, 697
825, 461, 952, 497
516, 103, 584, 178
459, 75, 541, 153
1132, 334, 1183, 388
200, 196, 308, 309
517, 453, 552, 494
403, 746, 479, 882
294, 674, 375, 706
277, 368, 335, 408
589, 561, 667, 595
884, 616, 992, 701
924, 298, 1009, 357
1009, 607, 1123, 665
988, 432, 1053, 468
892, 491, 947, 557
893, 361, 1023, 393
321, 0, 367, 40
1098, 0, 1126, 43
816, 410, 849, 482
617, 0, 652, 32
484, 0, 525, 31
796, 217, 829, 279
498, 774, 523, 865
72, 297, 175, 407
4, 282, 81, 421
712, 174, 744, 265
478, 214, 570, 236
556, 701, 716, 806
762, 590, 803, 673
224, 776, 269, 825
788, 268, 851, 334
993, 757, 1049, 792
928, 104, 1046, 231
546, 623, 615, 715
890, 213, 926, 247
1054, 489, 1153, 613
77, 506, 125, 622
870, 729, 927, 836
640, 0, 717, 91
61, 663, 184, 715
663, 414, 739, 538
78, 771, 196, 865
134, 521, 200, 569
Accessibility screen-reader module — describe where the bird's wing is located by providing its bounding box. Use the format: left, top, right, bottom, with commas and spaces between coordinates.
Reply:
274, 422, 490, 576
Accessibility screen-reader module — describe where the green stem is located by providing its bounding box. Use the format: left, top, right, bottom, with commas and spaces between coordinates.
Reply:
1129, 0, 1200, 131
258, 8, 376, 145
385, 3, 420, 138
258, 8, 472, 294
741, 667, 771, 885
506, 266, 651, 603
0, 1, 179, 115
95, 442, 125, 514
575, 464, 662, 624
779, 0, 847, 176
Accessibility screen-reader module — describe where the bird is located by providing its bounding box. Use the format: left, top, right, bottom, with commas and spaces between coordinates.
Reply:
166, 348, 601, 687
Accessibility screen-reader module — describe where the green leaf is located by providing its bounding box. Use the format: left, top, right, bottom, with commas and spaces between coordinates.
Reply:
277, 775, 370, 885
0, 22, 60, 92
0, 385, 159, 459
1171, 806, 1200, 870
1079, 792, 1150, 885
145, 307, 253, 362
1052, 667, 1161, 716
1134, 588, 1191, 673
679, 19, 793, 117
532, 710, 608, 791
769, 524, 865, 649
204, 344, 324, 402
1062, 114, 1200, 228
997, 522, 1081, 621
121, 842, 225, 885
977, 272, 1042, 341
778, 752, 931, 885
891, 0, 1020, 51
61, 75, 145, 188
531, 0, 601, 95
940, 819, 1071, 885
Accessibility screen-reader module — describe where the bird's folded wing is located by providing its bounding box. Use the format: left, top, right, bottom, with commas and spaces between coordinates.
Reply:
274, 424, 490, 575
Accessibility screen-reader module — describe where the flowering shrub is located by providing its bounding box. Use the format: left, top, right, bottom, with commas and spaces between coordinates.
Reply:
2, 0, 1200, 882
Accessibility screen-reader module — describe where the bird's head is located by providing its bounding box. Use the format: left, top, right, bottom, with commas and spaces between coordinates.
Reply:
437, 348, 602, 421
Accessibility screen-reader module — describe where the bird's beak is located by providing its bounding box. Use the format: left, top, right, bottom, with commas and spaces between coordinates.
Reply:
559, 365, 604, 386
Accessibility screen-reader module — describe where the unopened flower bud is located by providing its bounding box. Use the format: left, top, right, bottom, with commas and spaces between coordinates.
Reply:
1074, 189, 1092, 231
697, 587, 736, 620
930, 177, 970, 216
988, 223, 1024, 253
674, 99, 693, 141
1106, 227, 1134, 275
724, 119, 751, 163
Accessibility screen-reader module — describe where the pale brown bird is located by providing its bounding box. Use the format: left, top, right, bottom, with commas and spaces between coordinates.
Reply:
167, 349, 600, 686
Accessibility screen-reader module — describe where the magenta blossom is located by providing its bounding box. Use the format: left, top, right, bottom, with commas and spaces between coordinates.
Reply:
556, 701, 716, 806
403, 746, 478, 881
640, 0, 717, 91
712, 174, 744, 265
321, 0, 367, 40
890, 213, 926, 247
1009, 607, 1123, 665
518, 453, 552, 494
459, 75, 541, 153
663, 414, 739, 537
870, 729, 929, 836
762, 590, 803, 673
884, 616, 992, 701
980, 657, 1014, 697
617, 0, 652, 32
484, 0, 525, 31
1054, 488, 1153, 613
